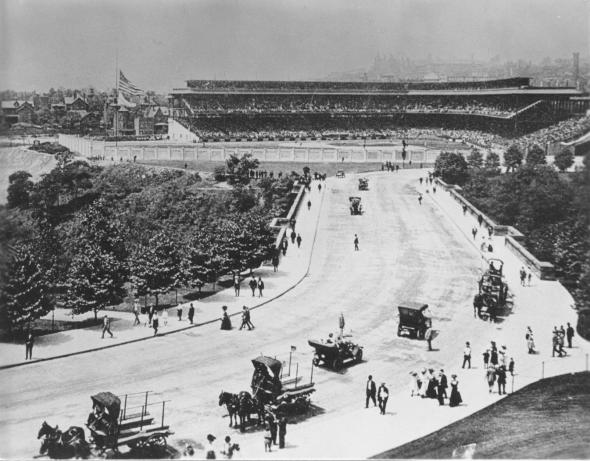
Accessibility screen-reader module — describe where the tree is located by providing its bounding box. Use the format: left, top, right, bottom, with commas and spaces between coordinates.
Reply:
504, 144, 524, 172
129, 233, 181, 307
467, 149, 484, 169
484, 152, 501, 173
64, 244, 125, 320
7, 171, 34, 209
4, 244, 54, 332
553, 148, 574, 172
434, 152, 469, 185
526, 144, 546, 167
226, 154, 259, 185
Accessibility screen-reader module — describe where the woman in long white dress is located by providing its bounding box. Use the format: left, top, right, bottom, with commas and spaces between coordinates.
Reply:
418, 369, 428, 397
409, 372, 419, 397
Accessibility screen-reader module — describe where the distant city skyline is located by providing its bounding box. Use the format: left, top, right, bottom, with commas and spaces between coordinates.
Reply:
1, 0, 588, 92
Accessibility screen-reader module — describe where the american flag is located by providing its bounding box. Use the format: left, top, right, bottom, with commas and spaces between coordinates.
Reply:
119, 70, 144, 96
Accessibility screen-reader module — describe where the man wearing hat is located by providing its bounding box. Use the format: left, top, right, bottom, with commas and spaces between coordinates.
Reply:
462, 342, 471, 369
206, 434, 217, 459
377, 382, 389, 415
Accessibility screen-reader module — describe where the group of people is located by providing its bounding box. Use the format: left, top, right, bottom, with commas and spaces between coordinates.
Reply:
482, 341, 514, 395
409, 368, 463, 407
552, 324, 575, 357
202, 433, 239, 459
234, 273, 264, 297
519, 267, 533, 287
221, 305, 256, 331
365, 375, 390, 415
263, 412, 288, 452
381, 161, 400, 172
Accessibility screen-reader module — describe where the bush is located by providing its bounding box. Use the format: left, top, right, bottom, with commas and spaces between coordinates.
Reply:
434, 152, 469, 185
576, 309, 590, 341
554, 148, 574, 172
213, 165, 226, 182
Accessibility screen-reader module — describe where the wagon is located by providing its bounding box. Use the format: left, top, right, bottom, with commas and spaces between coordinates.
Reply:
251, 356, 315, 417
358, 178, 369, 191
87, 391, 172, 457
349, 196, 363, 215
336, 170, 345, 178
308, 338, 363, 371
396, 302, 432, 339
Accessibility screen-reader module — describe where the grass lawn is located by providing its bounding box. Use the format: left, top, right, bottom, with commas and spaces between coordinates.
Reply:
374, 372, 590, 459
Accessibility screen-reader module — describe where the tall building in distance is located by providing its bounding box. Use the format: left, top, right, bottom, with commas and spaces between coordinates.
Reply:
573, 52, 580, 87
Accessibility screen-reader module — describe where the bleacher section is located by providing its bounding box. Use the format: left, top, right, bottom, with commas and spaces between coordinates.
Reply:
169, 78, 587, 141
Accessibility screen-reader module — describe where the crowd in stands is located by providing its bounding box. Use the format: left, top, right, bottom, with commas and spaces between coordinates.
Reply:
513, 115, 590, 148
182, 94, 523, 118
184, 77, 530, 93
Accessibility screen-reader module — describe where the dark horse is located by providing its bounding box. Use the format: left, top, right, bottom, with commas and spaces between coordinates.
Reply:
38, 421, 90, 459
219, 391, 264, 432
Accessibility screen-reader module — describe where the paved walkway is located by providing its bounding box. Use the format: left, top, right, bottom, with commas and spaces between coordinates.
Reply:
0, 182, 326, 369
234, 172, 590, 459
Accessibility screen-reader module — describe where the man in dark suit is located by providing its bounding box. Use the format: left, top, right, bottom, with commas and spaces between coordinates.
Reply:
566, 322, 575, 348
365, 375, 376, 408
439, 369, 448, 398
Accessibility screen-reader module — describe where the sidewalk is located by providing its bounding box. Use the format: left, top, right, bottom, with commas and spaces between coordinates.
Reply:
0, 182, 327, 369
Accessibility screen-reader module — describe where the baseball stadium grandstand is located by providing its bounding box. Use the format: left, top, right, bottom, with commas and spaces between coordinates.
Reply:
169, 78, 589, 142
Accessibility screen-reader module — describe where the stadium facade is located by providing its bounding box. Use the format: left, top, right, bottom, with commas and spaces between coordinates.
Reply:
169, 78, 588, 141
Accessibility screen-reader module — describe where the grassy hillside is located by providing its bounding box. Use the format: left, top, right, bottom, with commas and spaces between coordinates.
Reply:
374, 372, 590, 459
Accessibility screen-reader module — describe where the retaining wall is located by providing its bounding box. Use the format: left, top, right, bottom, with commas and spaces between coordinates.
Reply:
435, 178, 556, 280
58, 134, 444, 164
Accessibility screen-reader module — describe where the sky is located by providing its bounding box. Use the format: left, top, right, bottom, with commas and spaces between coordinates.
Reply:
1, 0, 589, 92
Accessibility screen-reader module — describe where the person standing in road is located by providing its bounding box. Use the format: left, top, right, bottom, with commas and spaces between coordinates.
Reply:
290, 229, 296, 244
264, 424, 272, 452
519, 267, 526, 286
527, 272, 532, 287
272, 253, 279, 272
439, 369, 448, 398
102, 314, 113, 339
249, 276, 257, 297
278, 416, 287, 449
366, 375, 377, 408
486, 366, 496, 393
296, 234, 302, 248
490, 343, 499, 367
307, 199, 311, 210
508, 357, 515, 376
233, 273, 241, 297
206, 434, 217, 459
188, 303, 195, 324
177, 304, 183, 321
257, 276, 264, 297
566, 322, 575, 348
339, 312, 345, 338
133, 301, 141, 326
377, 383, 389, 414
449, 375, 463, 407
282, 238, 288, 256
152, 313, 159, 336
354, 234, 359, 251
483, 349, 490, 369
418, 194, 423, 205
25, 330, 34, 360
496, 365, 507, 395
462, 341, 472, 368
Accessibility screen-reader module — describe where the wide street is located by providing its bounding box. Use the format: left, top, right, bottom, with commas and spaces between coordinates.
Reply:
0, 169, 532, 458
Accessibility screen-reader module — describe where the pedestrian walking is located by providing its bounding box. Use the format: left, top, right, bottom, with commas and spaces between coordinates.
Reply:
496, 366, 507, 395
365, 375, 377, 408
419, 177, 423, 184
162, 309, 168, 326
101, 314, 114, 339
296, 234, 302, 248
486, 366, 496, 393
377, 383, 389, 414
307, 200, 311, 210
282, 238, 288, 256
519, 267, 526, 286
418, 194, 423, 205
239, 306, 254, 330
487, 226, 493, 237
439, 369, 448, 398
133, 301, 141, 326
257, 276, 264, 297
264, 425, 272, 452
152, 314, 159, 336
483, 349, 490, 369
318, 183, 322, 192
188, 303, 195, 324
449, 375, 463, 407
339, 312, 345, 338
508, 357, 515, 376
425, 327, 434, 351
290, 229, 296, 244
206, 434, 217, 459
566, 322, 574, 348
433, 185, 437, 194
25, 330, 34, 360
233, 273, 241, 297
472, 227, 478, 240
221, 305, 232, 330
354, 234, 359, 251
278, 416, 287, 448
527, 272, 532, 286
272, 253, 279, 272
436, 373, 445, 406
490, 344, 499, 366
148, 305, 155, 326
462, 204, 467, 215
249, 276, 257, 297
478, 214, 483, 226
177, 304, 183, 321
462, 342, 472, 368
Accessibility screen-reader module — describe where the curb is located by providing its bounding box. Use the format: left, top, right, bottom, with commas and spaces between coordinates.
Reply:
0, 186, 327, 371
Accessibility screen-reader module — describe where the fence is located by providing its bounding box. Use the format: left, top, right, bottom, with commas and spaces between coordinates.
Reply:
58, 134, 443, 164
435, 177, 556, 280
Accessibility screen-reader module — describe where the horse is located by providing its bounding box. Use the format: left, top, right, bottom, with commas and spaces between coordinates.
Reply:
219, 391, 239, 428
38, 421, 90, 459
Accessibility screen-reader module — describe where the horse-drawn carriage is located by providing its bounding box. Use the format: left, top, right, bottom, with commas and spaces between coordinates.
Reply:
308, 337, 363, 370
37, 391, 172, 459
336, 170, 345, 178
219, 355, 316, 431
349, 196, 363, 215
475, 258, 511, 320
358, 178, 369, 191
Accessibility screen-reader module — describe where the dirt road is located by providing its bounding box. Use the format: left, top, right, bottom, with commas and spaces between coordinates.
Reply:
0, 170, 488, 458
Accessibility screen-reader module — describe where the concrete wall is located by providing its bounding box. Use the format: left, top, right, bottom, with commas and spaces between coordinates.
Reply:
435, 177, 556, 280
58, 133, 441, 164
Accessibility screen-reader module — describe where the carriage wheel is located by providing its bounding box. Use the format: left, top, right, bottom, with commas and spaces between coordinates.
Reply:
355, 349, 363, 363
332, 357, 343, 370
